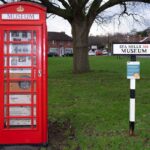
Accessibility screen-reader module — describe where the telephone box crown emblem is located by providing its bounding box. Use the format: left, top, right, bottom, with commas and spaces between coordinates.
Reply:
17, 5, 24, 12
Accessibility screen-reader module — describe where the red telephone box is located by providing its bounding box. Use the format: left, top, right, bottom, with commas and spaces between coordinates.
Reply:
0, 2, 48, 145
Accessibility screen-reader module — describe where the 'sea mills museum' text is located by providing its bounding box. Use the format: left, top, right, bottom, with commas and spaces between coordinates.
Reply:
113, 44, 150, 55
120, 45, 148, 54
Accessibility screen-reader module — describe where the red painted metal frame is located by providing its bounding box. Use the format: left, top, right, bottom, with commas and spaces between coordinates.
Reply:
0, 2, 48, 145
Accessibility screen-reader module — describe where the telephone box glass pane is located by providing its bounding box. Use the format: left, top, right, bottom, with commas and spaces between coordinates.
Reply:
7, 119, 37, 128
33, 56, 36, 66
4, 44, 7, 54
9, 56, 31, 67
33, 31, 36, 42
9, 68, 31, 79
33, 45, 36, 53
34, 82, 36, 92
8, 119, 37, 127
4, 57, 7, 66
4, 69, 7, 79
10, 81, 31, 92
9, 73, 31, 79
10, 31, 31, 41
4, 106, 7, 118
34, 107, 36, 116
9, 119, 32, 126
34, 95, 36, 104
9, 44, 31, 54
4, 81, 7, 92
9, 106, 31, 117
33, 119, 36, 126
4, 95, 7, 104
9, 94, 32, 104
9, 68, 31, 78
4, 31, 7, 41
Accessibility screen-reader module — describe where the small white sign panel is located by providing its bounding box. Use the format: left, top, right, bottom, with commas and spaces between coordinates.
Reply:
2, 14, 40, 20
113, 44, 150, 55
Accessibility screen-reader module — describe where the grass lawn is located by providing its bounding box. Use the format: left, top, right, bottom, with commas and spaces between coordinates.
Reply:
48, 56, 150, 150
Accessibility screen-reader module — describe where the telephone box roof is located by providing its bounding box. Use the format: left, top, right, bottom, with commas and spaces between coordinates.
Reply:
0, 2, 46, 12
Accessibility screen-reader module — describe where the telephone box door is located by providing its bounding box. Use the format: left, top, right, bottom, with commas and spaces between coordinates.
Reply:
0, 26, 44, 144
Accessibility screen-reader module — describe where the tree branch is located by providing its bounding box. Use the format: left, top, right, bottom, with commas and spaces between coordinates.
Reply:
87, 0, 103, 26
95, 1, 146, 31
40, 0, 72, 20
88, 0, 103, 15
0, 0, 7, 4
80, 0, 90, 9
86, 0, 150, 28
97, 0, 150, 15
68, 0, 78, 8
118, 2, 145, 26
57, 0, 71, 10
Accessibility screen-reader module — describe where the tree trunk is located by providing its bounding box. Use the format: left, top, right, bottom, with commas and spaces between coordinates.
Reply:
71, 20, 90, 74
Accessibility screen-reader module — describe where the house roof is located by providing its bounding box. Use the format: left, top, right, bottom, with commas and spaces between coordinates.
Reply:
48, 32, 72, 41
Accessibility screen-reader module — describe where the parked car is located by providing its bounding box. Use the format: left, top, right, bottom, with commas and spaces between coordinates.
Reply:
63, 48, 73, 56
48, 51, 59, 57
88, 50, 95, 56
95, 50, 102, 56
102, 50, 108, 55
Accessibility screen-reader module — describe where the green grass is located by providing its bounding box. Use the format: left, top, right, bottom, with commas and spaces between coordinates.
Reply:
48, 56, 150, 150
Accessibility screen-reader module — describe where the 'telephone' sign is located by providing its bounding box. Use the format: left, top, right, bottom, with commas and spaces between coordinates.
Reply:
113, 43, 150, 55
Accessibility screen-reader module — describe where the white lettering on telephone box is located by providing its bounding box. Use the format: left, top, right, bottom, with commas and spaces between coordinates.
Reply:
2, 14, 40, 20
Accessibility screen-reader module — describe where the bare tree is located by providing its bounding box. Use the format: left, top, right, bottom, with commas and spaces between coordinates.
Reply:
1, 0, 150, 73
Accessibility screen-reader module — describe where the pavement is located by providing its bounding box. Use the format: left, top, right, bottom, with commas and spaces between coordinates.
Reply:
0, 145, 44, 150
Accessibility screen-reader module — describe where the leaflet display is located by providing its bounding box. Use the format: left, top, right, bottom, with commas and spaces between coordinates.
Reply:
127, 61, 140, 79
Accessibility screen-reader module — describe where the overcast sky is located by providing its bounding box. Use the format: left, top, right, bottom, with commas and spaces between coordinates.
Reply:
46, 3, 150, 37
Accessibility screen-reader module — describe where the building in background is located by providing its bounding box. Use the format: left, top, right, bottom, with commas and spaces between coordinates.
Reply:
48, 32, 73, 56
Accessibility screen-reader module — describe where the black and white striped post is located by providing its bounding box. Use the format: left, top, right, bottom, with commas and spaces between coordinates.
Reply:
129, 55, 136, 136
127, 55, 140, 136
